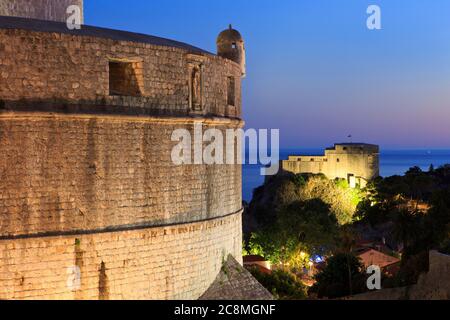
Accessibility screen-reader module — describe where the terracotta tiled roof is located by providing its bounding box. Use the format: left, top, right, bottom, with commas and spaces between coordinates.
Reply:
357, 248, 400, 269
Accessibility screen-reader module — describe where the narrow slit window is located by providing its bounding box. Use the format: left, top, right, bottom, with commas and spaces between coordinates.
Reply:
227, 76, 235, 106
109, 60, 143, 97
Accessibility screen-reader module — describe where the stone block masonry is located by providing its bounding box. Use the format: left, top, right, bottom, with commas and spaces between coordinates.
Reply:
0, 0, 84, 23
0, 114, 243, 237
0, 212, 243, 300
0, 27, 242, 119
0, 112, 244, 299
0, 16, 246, 299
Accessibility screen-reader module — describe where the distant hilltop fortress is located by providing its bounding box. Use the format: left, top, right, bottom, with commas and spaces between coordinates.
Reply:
0, 1, 253, 299
282, 143, 380, 187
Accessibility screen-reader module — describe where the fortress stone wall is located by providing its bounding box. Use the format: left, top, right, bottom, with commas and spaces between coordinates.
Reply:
0, 0, 83, 23
0, 213, 242, 300
0, 14, 244, 299
0, 115, 242, 236
282, 143, 380, 187
0, 27, 241, 118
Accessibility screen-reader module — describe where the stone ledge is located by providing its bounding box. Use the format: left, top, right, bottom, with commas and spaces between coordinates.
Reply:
0, 109, 244, 126
0, 208, 244, 241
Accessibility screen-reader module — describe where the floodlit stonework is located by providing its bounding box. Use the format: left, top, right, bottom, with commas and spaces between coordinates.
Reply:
282, 143, 380, 187
0, 1, 245, 300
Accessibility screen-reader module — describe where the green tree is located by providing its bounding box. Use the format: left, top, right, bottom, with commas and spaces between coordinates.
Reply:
248, 199, 340, 268
391, 209, 422, 250
310, 253, 366, 299
247, 173, 364, 233
426, 188, 450, 247
298, 176, 362, 224
248, 268, 307, 300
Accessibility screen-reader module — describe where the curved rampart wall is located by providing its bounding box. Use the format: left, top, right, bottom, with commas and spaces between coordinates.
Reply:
0, 22, 244, 300
0, 27, 242, 118
0, 114, 243, 237
0, 212, 242, 300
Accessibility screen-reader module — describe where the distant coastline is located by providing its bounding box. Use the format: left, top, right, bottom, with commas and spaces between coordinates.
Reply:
243, 148, 450, 202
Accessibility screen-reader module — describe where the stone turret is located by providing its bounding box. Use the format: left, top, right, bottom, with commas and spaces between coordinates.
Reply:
217, 25, 246, 77
0, 0, 83, 23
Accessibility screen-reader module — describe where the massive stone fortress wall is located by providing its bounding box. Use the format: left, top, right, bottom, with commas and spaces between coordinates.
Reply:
282, 143, 380, 186
0, 213, 242, 300
0, 115, 242, 237
0, 18, 244, 299
0, 28, 242, 118
0, 0, 83, 23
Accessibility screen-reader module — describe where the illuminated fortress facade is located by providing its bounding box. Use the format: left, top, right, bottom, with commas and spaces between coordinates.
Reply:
0, 1, 246, 299
282, 143, 380, 187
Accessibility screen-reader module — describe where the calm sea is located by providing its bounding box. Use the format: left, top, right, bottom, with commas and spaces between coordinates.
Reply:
242, 149, 450, 202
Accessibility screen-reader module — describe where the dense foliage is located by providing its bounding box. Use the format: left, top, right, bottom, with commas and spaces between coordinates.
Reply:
248, 268, 307, 300
247, 173, 362, 229
309, 253, 366, 299
247, 199, 340, 268
245, 165, 450, 298
356, 165, 450, 285
245, 173, 363, 268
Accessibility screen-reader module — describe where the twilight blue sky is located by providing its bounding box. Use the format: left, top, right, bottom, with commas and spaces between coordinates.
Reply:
85, 0, 450, 149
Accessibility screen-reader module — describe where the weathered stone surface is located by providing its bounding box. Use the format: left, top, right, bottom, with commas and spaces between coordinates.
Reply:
0, 24, 242, 118
0, 115, 243, 237
0, 0, 83, 23
0, 16, 245, 300
0, 213, 243, 300
200, 255, 273, 300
